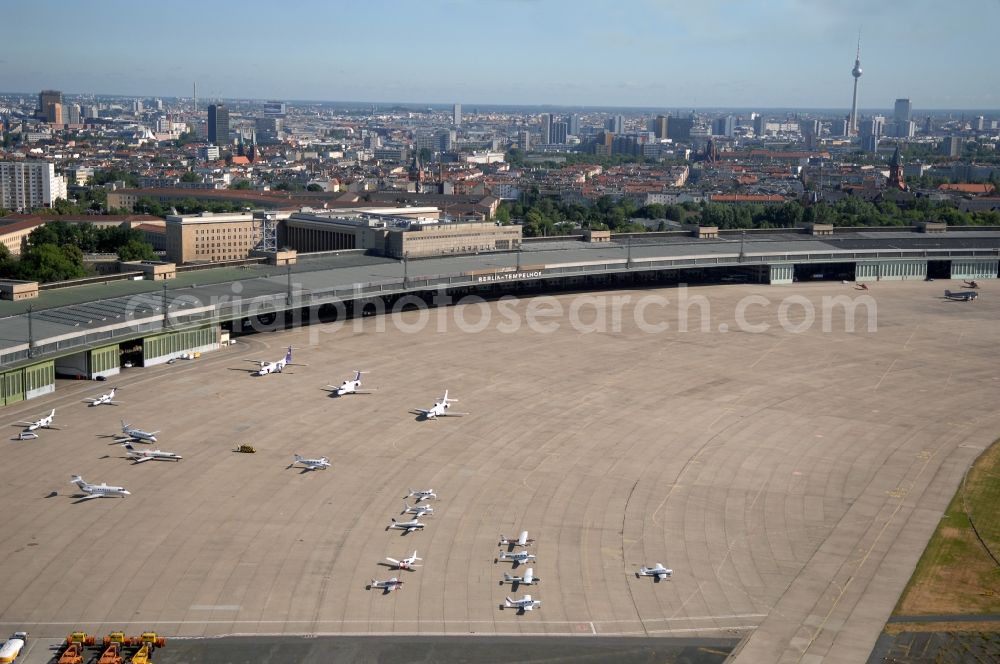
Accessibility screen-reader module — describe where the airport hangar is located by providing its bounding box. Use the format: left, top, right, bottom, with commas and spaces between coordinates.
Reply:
0, 223, 997, 406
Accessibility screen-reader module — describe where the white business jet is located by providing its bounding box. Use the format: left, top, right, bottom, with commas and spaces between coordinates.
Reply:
70, 475, 130, 500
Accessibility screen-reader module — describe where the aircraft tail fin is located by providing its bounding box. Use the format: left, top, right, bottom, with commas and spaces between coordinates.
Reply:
70, 475, 85, 487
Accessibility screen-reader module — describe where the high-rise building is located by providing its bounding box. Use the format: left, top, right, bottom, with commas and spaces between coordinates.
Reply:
753, 114, 766, 137
255, 117, 283, 144
606, 114, 625, 134
974, 115, 985, 131
833, 118, 849, 137
66, 103, 81, 125
567, 113, 580, 136
940, 136, 962, 157
38, 90, 62, 120
860, 134, 878, 153
550, 121, 568, 144
208, 104, 230, 146
712, 116, 735, 137
132, 99, 143, 114
45, 102, 63, 125
453, 103, 462, 127
0, 161, 68, 211
541, 113, 552, 144
653, 115, 668, 139
518, 130, 531, 152
859, 116, 884, 138
849, 35, 863, 136
666, 116, 693, 141
263, 101, 286, 116
893, 99, 911, 124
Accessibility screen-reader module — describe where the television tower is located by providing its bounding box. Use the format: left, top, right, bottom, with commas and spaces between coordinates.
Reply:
848, 32, 863, 136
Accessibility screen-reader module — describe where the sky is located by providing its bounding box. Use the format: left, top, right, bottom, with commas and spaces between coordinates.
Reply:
4, 0, 999, 111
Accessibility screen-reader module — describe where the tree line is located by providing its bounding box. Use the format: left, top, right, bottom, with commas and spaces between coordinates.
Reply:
0, 221, 157, 283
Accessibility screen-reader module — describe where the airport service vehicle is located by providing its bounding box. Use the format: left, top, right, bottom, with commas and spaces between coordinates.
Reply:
248, 346, 304, 376
291, 454, 330, 470
368, 578, 404, 593
116, 420, 159, 443
326, 370, 375, 396
401, 502, 434, 517
14, 409, 57, 431
387, 518, 425, 534
414, 390, 467, 419
501, 594, 541, 612
636, 563, 673, 581
406, 488, 437, 502
84, 388, 120, 407
0, 632, 27, 663
70, 475, 130, 500
945, 289, 978, 301
384, 551, 422, 570
500, 567, 538, 589
122, 442, 182, 464
498, 531, 535, 549
495, 550, 536, 566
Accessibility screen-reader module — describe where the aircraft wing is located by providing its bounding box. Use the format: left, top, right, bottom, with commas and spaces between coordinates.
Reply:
415, 409, 432, 415
440, 411, 468, 417
78, 493, 102, 500
130, 456, 153, 464
656, 572, 669, 580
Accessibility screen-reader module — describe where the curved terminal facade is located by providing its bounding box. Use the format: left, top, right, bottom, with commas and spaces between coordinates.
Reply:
0, 226, 997, 405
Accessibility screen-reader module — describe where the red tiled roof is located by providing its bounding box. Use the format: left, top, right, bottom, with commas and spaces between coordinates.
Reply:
938, 183, 995, 194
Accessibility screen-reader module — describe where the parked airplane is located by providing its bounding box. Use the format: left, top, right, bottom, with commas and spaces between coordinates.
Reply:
248, 346, 303, 376
500, 567, 538, 590
945, 289, 978, 301
122, 442, 181, 464
116, 420, 159, 443
368, 577, 404, 593
70, 475, 130, 500
291, 454, 331, 470
414, 391, 467, 419
84, 387, 120, 406
401, 502, 434, 517
406, 488, 437, 502
963, 280, 980, 289
495, 550, 536, 566
15, 409, 57, 431
384, 551, 422, 570
387, 518, 425, 534
326, 370, 375, 396
501, 594, 541, 612
636, 563, 673, 581
499, 531, 535, 550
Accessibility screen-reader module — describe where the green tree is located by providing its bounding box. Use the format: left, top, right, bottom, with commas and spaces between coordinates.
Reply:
418, 147, 433, 164
229, 180, 252, 190
495, 206, 511, 224
180, 171, 201, 183
306, 183, 324, 192
117, 239, 157, 262
17, 244, 85, 282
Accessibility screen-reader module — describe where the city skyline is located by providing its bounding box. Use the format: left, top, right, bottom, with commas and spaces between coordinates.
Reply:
3, 0, 1000, 111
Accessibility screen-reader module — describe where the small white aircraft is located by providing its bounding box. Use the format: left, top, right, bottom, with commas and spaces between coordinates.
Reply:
291, 454, 331, 470
501, 594, 541, 612
406, 488, 437, 502
401, 502, 434, 517
495, 550, 536, 566
414, 391, 467, 420
499, 531, 535, 550
636, 563, 673, 581
500, 567, 538, 590
384, 551, 422, 570
117, 420, 159, 443
249, 346, 303, 376
122, 442, 182, 464
15, 409, 57, 431
368, 577, 404, 593
326, 370, 375, 396
387, 518, 425, 534
70, 475, 130, 500
84, 387, 121, 406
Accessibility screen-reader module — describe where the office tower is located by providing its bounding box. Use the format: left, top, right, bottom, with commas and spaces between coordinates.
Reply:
567, 113, 580, 136
893, 99, 911, 123
550, 121, 568, 144
45, 102, 63, 124
255, 117, 283, 144
263, 101, 286, 116
208, 104, 230, 146
859, 116, 884, 139
666, 116, 693, 141
654, 115, 668, 139
132, 99, 143, 114
849, 34, 863, 135
605, 114, 625, 134
753, 114, 765, 137
0, 161, 68, 211
518, 129, 531, 151
860, 134, 878, 152
803, 119, 820, 136
38, 90, 62, 120
541, 113, 552, 144
453, 103, 462, 127
834, 118, 849, 137
974, 115, 985, 131
940, 136, 961, 157
923, 116, 932, 134
154, 98, 163, 111
712, 116, 735, 137
66, 103, 81, 125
